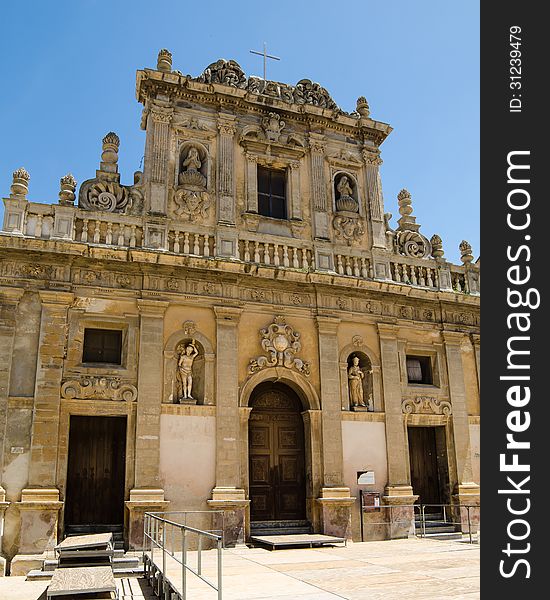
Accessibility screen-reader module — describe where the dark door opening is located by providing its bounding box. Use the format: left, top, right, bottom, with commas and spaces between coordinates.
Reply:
249, 383, 306, 522
408, 426, 449, 511
65, 415, 126, 536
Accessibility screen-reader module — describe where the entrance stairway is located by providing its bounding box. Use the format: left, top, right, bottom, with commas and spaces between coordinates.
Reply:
250, 520, 312, 537
415, 512, 462, 540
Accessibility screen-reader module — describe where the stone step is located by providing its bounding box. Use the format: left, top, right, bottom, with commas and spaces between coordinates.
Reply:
251, 520, 309, 529
251, 527, 312, 536
417, 525, 459, 535
26, 569, 53, 581
421, 532, 465, 541
113, 567, 144, 577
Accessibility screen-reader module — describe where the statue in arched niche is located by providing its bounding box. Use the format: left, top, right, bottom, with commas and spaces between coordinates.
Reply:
348, 354, 373, 411
175, 340, 199, 401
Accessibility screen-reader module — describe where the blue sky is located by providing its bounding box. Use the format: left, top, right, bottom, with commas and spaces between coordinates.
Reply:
0, 0, 479, 263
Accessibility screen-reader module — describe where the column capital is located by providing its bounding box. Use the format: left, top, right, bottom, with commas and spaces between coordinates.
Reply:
442, 330, 466, 345
470, 333, 480, 346
315, 314, 340, 334
213, 305, 243, 323
377, 322, 398, 339
137, 299, 169, 317
38, 290, 74, 306
0, 287, 25, 305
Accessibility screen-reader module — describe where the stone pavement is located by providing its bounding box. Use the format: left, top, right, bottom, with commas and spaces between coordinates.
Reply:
0, 537, 479, 599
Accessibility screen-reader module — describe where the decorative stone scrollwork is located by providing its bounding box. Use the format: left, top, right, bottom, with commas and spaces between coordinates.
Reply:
193, 59, 344, 113
395, 230, 430, 259
261, 112, 285, 142
80, 180, 130, 213
332, 173, 364, 244
61, 377, 137, 402
248, 315, 310, 376
402, 396, 452, 415
174, 189, 210, 221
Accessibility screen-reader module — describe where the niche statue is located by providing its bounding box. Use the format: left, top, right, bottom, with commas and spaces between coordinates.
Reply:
176, 340, 199, 401
348, 356, 373, 410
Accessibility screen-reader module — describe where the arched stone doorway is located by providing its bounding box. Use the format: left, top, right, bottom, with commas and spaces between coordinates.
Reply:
248, 382, 306, 522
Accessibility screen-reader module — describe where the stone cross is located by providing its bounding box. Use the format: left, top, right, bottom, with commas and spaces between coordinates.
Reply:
250, 42, 280, 81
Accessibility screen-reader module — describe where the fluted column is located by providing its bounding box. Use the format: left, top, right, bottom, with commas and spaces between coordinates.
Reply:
310, 135, 329, 239
146, 105, 173, 214
217, 118, 237, 224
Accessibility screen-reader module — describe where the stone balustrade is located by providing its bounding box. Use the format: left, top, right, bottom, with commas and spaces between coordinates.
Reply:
238, 237, 314, 270
2, 202, 479, 294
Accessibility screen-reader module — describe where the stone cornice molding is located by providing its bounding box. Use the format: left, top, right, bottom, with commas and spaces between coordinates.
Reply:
377, 323, 398, 339
315, 314, 340, 334
137, 298, 169, 317
38, 290, 74, 305
442, 330, 466, 345
213, 305, 243, 323
0, 287, 25, 305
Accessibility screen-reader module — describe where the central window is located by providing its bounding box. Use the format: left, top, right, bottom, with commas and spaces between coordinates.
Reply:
83, 328, 123, 365
257, 166, 287, 219
406, 355, 433, 385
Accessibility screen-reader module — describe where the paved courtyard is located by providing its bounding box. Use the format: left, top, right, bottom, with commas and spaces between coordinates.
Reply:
0, 537, 479, 599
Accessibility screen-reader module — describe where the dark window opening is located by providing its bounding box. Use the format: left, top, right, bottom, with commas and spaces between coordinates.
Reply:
257, 166, 287, 219
83, 328, 122, 364
406, 355, 433, 384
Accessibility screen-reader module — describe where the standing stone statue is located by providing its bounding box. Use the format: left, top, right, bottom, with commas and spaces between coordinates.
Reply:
176, 340, 199, 401
348, 356, 366, 408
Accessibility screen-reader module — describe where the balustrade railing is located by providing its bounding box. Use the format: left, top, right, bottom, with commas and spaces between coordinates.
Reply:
4, 205, 479, 295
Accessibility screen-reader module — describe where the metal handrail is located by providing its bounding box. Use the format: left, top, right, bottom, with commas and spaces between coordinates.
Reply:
144, 511, 224, 599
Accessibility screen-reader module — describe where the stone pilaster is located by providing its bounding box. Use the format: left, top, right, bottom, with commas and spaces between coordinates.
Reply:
443, 332, 479, 498
28, 291, 73, 487
208, 306, 248, 546
0, 486, 9, 575
245, 153, 258, 214
126, 300, 170, 549
147, 104, 173, 214
377, 324, 416, 501
0, 288, 24, 483
289, 160, 302, 221
362, 151, 387, 249
310, 135, 329, 240
471, 334, 480, 390
315, 316, 354, 537
217, 117, 237, 225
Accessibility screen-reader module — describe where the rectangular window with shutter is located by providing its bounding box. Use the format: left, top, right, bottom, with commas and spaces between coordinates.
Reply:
406, 355, 433, 384
257, 166, 287, 219
82, 328, 122, 365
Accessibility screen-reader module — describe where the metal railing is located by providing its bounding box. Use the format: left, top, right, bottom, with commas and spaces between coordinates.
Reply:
143, 511, 225, 599
359, 502, 480, 544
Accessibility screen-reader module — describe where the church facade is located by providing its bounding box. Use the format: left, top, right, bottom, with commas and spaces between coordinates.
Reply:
0, 50, 480, 575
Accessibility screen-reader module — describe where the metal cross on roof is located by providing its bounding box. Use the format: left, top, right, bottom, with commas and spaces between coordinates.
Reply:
249, 42, 280, 81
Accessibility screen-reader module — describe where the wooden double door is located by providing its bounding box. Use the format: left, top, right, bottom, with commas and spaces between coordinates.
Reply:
248, 383, 306, 522
65, 416, 127, 533
408, 426, 449, 508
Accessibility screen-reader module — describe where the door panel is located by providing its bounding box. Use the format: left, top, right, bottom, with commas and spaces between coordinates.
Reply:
65, 416, 126, 529
408, 426, 442, 508
249, 384, 305, 521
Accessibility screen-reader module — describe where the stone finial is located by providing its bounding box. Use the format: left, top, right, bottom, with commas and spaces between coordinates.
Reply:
100, 132, 120, 173
59, 173, 77, 205
157, 49, 172, 72
430, 234, 444, 259
10, 167, 30, 199
396, 188, 420, 232
460, 240, 474, 264
356, 96, 370, 118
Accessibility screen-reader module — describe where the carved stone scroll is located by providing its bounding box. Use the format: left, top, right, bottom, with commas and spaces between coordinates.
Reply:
61, 377, 137, 402
402, 395, 452, 415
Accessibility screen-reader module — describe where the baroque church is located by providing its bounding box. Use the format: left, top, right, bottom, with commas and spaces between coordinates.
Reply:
0, 50, 480, 575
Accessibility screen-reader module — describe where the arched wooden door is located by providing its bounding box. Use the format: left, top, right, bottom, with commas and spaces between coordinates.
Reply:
248, 383, 306, 522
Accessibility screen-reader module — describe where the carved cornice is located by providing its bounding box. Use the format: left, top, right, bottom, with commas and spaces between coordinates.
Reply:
61, 377, 138, 402
402, 396, 452, 416
38, 290, 74, 305
137, 299, 169, 317
213, 305, 243, 323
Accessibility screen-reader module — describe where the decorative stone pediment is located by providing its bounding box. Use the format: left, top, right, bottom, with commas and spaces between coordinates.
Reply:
249, 316, 310, 376
194, 59, 343, 113
402, 396, 451, 415
61, 377, 137, 402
